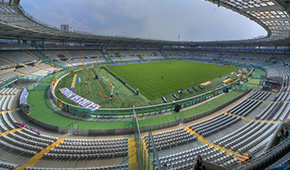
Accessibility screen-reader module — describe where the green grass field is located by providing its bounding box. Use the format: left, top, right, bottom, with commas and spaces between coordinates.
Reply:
55, 67, 150, 108
106, 61, 237, 100
28, 90, 132, 129
138, 91, 242, 127
55, 61, 237, 108
28, 89, 242, 129
26, 62, 264, 130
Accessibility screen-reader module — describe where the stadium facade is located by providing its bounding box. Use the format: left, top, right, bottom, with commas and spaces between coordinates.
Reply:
0, 0, 290, 48
0, 0, 289, 170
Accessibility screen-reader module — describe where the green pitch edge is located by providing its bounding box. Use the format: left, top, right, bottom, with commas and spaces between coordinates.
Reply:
28, 90, 241, 130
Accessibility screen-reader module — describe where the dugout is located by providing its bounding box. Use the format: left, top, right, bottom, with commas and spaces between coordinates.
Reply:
262, 79, 282, 92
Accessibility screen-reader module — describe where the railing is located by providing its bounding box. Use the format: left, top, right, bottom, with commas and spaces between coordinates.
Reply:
134, 107, 152, 170
18, 4, 61, 31
21, 68, 250, 135
149, 131, 161, 170
43, 88, 251, 135
231, 128, 290, 170
0, 70, 55, 89
50, 69, 233, 118
140, 120, 179, 132
48, 58, 254, 119
0, 76, 21, 88
182, 89, 251, 123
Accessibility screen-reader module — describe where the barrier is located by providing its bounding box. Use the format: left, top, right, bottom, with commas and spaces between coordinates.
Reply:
51, 71, 233, 119
0, 76, 21, 88
101, 66, 136, 94
139, 120, 179, 132
22, 78, 251, 135
133, 107, 153, 170
183, 89, 251, 123
76, 127, 133, 136
21, 60, 254, 135
20, 107, 64, 133
232, 135, 290, 170
21, 59, 244, 119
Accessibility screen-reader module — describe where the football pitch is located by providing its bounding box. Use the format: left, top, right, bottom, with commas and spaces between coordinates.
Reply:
55, 60, 237, 108
106, 60, 237, 100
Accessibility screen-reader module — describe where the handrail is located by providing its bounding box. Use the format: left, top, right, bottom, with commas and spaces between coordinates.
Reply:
231, 127, 290, 170
46, 59, 256, 119
50, 69, 232, 117
149, 130, 161, 170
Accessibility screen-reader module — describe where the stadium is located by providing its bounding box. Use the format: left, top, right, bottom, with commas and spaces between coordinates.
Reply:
0, 0, 289, 170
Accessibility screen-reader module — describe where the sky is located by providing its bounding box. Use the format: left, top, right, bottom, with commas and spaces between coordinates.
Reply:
20, 0, 267, 42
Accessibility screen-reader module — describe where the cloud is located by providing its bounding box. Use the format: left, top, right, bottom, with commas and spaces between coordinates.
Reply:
20, 0, 267, 41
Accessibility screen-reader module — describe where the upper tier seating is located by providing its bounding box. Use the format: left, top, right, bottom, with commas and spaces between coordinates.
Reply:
16, 66, 39, 75
0, 51, 38, 63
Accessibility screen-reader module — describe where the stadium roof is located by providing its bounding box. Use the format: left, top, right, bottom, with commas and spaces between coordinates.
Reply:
0, 0, 289, 47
